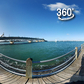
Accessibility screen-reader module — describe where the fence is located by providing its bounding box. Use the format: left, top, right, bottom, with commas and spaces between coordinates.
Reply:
0, 46, 81, 78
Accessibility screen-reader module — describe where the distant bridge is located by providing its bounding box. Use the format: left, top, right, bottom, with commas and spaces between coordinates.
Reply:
0, 37, 46, 40
0, 37, 47, 44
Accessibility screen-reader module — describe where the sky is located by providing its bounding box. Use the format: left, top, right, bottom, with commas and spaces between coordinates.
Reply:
0, 0, 84, 41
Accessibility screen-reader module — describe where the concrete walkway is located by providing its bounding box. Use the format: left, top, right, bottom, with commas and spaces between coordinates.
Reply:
0, 49, 84, 84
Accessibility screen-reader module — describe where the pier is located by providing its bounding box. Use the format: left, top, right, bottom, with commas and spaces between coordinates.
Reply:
0, 44, 84, 84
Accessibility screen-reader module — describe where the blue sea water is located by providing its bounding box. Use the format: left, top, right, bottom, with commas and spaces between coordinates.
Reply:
0, 41, 84, 61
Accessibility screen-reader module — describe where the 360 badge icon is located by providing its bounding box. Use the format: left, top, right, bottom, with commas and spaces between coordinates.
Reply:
57, 8, 75, 21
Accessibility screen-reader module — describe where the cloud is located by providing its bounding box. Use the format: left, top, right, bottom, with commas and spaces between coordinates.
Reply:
43, 2, 80, 14
74, 10, 80, 14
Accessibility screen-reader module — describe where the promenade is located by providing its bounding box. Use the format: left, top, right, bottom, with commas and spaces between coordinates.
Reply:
0, 49, 84, 84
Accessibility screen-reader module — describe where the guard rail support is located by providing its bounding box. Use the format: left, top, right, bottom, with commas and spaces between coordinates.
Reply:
75, 47, 78, 59
26, 58, 32, 78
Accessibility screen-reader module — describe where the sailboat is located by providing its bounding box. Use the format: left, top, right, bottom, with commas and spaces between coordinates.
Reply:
55, 39, 57, 42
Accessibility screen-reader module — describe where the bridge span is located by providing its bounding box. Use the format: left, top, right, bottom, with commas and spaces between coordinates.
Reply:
0, 44, 84, 84
0, 37, 45, 40
0, 37, 47, 44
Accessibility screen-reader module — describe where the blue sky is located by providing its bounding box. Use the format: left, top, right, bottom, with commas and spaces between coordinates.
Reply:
0, 0, 84, 41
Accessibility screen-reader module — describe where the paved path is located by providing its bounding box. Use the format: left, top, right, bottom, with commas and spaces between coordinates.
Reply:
0, 49, 84, 84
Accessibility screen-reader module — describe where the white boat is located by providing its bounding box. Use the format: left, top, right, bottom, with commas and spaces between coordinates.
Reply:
55, 39, 57, 42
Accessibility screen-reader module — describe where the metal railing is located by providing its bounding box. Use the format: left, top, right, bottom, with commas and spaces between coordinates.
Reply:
0, 46, 81, 78
0, 53, 26, 76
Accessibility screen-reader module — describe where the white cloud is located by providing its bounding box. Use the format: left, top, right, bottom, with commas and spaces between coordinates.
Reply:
74, 10, 80, 14
43, 2, 80, 14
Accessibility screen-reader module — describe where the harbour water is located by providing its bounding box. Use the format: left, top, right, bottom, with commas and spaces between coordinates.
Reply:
0, 41, 84, 61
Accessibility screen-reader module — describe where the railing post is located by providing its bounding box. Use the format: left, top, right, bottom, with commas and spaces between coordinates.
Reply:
81, 43, 84, 50
75, 47, 78, 59
26, 58, 32, 78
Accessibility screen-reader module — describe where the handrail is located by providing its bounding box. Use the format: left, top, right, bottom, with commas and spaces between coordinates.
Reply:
0, 64, 26, 76
33, 54, 75, 72
32, 57, 76, 78
33, 49, 75, 63
0, 53, 26, 63
0, 60, 26, 72
0, 45, 82, 78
